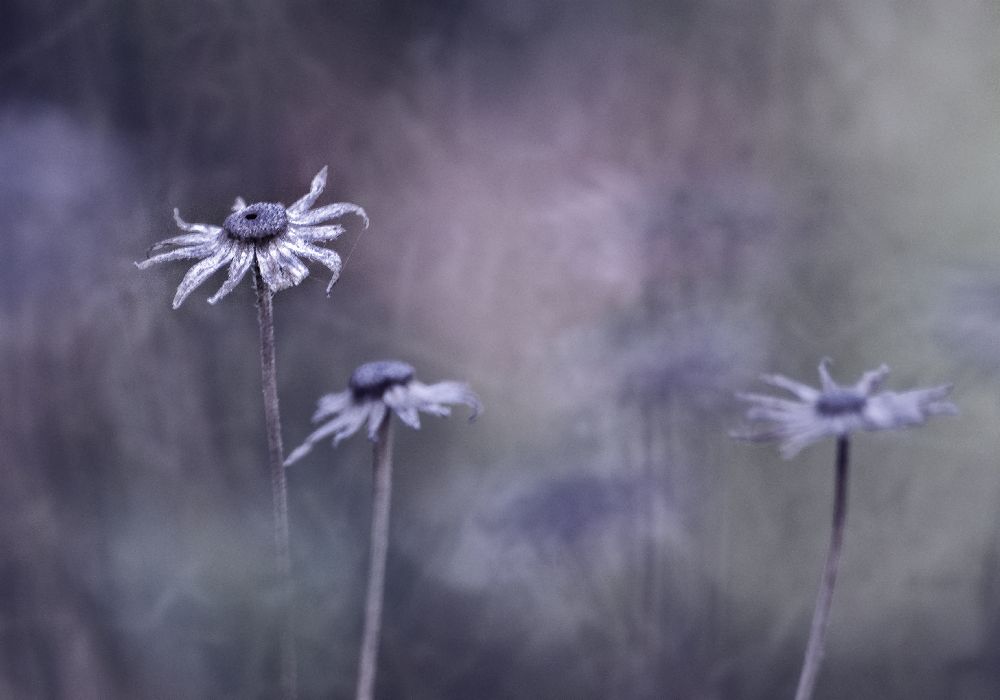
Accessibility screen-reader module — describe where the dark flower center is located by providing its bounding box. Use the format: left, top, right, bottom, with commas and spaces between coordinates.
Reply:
223, 202, 288, 241
816, 389, 866, 416
350, 360, 415, 399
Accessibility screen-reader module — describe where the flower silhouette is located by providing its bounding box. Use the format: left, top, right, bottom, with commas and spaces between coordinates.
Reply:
734, 359, 957, 458
138, 166, 368, 308
284, 360, 481, 465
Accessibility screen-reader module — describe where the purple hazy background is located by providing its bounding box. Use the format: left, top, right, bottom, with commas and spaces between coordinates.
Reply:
2, 1, 999, 698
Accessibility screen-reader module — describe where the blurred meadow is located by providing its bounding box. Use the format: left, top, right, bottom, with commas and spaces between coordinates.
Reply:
3, 1, 1000, 698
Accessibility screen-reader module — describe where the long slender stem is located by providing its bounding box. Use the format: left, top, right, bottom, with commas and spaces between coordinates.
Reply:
254, 267, 297, 700
794, 435, 850, 700
355, 415, 395, 700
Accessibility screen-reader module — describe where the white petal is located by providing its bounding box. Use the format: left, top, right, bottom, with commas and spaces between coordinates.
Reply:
863, 385, 957, 429
150, 231, 219, 251
290, 224, 345, 243
284, 404, 371, 465
817, 358, 838, 393
331, 405, 372, 445
171, 240, 237, 308
232, 197, 247, 213
207, 245, 254, 304
384, 386, 421, 429
735, 392, 804, 413
284, 442, 315, 466
290, 201, 369, 228
284, 240, 342, 293
366, 402, 388, 441
853, 364, 890, 395
286, 166, 328, 217
760, 373, 819, 401
393, 405, 421, 429
136, 245, 215, 269
409, 380, 482, 420
173, 209, 222, 235
255, 241, 300, 292
745, 405, 810, 423
313, 391, 354, 422
779, 431, 826, 459
275, 243, 311, 287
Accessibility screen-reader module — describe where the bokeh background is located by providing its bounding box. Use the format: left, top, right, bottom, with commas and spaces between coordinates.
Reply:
3, 1, 1000, 698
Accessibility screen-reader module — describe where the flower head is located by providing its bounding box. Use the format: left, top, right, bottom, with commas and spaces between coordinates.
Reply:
284, 360, 482, 465
137, 167, 368, 308
733, 359, 957, 458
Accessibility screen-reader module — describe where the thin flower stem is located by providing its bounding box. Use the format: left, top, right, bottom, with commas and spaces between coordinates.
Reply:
355, 415, 395, 700
254, 266, 297, 700
794, 435, 850, 700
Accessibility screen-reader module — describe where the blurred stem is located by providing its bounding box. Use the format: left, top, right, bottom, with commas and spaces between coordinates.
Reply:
254, 267, 297, 700
794, 435, 850, 700
356, 415, 395, 700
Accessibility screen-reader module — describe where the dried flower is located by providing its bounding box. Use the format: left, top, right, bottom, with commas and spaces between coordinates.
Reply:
733, 359, 957, 458
284, 360, 482, 465
137, 167, 368, 308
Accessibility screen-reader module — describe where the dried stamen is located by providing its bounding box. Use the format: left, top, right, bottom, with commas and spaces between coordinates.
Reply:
816, 390, 866, 416
224, 202, 288, 241
350, 360, 415, 399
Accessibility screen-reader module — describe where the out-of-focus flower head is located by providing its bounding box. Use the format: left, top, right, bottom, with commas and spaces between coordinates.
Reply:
733, 359, 957, 458
285, 360, 481, 465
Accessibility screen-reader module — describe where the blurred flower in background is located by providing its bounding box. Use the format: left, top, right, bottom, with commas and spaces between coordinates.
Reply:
734, 359, 957, 458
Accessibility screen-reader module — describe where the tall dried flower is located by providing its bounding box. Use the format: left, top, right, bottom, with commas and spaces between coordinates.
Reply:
733, 359, 956, 700
138, 167, 368, 700
733, 358, 956, 458
286, 360, 480, 700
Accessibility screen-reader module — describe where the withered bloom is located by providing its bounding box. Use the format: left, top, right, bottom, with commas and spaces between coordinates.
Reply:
734, 359, 956, 458
138, 166, 367, 307
285, 360, 481, 465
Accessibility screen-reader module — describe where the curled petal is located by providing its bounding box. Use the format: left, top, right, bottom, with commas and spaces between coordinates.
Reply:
285, 240, 342, 293
275, 245, 311, 287
384, 385, 421, 429
735, 392, 803, 413
149, 231, 220, 252
208, 245, 254, 304
328, 406, 371, 446
173, 209, 222, 236
136, 244, 216, 269
759, 373, 820, 402
256, 241, 303, 292
285, 404, 372, 465
287, 166, 328, 217
290, 224, 345, 243
313, 390, 353, 422
419, 403, 452, 417
290, 201, 369, 228
366, 402, 388, 441
393, 405, 421, 429
171, 240, 237, 308
409, 380, 482, 420
817, 358, 838, 393
854, 364, 890, 395
746, 405, 809, 423
284, 441, 314, 467
778, 427, 832, 459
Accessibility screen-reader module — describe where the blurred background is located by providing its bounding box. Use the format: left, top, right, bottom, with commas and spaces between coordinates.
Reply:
2, 1, 1000, 698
